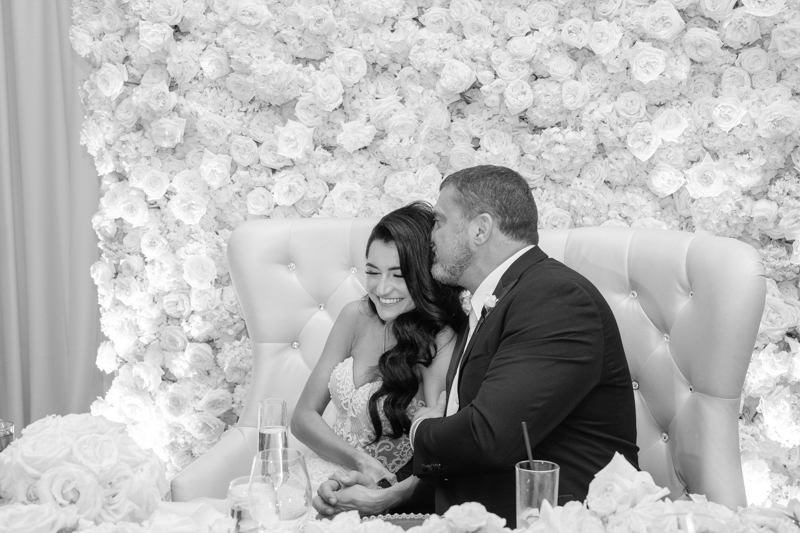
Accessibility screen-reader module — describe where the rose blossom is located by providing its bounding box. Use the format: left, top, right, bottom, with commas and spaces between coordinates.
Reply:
462, 14, 493, 39
276, 120, 315, 160
337, 119, 377, 152
247, 187, 275, 216
770, 22, 800, 59
752, 70, 777, 90
185, 343, 214, 372
652, 109, 689, 142
37, 465, 102, 520
560, 18, 589, 49
169, 192, 207, 225
711, 98, 748, 132
331, 48, 367, 87
236, 0, 271, 28
684, 154, 726, 198
306, 5, 336, 35
742, 0, 786, 16
150, 0, 183, 25
329, 182, 364, 217
588, 20, 622, 56
199, 389, 233, 417
0, 503, 78, 533
507, 35, 537, 62
751, 199, 779, 233
160, 325, 188, 352
196, 113, 230, 146
699, 0, 736, 21
449, 0, 481, 21
503, 79, 534, 114
149, 116, 186, 148
138, 21, 172, 53
229, 135, 259, 167
561, 80, 590, 110
494, 62, 531, 82
386, 108, 418, 138
682, 28, 722, 62
439, 60, 476, 94
182, 255, 217, 290
581, 62, 609, 96
526, 2, 559, 29
313, 74, 344, 111
420, 7, 451, 32
548, 54, 577, 81
719, 66, 751, 98
139, 168, 170, 200
94, 63, 127, 100
647, 163, 686, 197
629, 42, 667, 84
642, 0, 685, 41
273, 169, 308, 206
199, 47, 229, 80
777, 206, 800, 241
627, 122, 662, 162
199, 149, 231, 190
140, 231, 169, 260
226, 73, 255, 103
615, 92, 647, 121
736, 47, 769, 74
540, 206, 574, 229
159, 382, 193, 419
505, 8, 530, 37
719, 9, 761, 48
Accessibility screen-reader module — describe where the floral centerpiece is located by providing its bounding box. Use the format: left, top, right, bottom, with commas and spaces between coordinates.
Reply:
69, 0, 800, 503
305, 453, 800, 533
0, 413, 169, 531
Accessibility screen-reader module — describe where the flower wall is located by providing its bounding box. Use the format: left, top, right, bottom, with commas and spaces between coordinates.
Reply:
71, 0, 800, 505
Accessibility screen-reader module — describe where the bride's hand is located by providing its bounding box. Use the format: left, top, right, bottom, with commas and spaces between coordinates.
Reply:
355, 453, 397, 485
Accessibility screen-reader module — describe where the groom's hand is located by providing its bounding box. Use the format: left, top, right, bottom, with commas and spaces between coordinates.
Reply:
412, 391, 446, 423
313, 471, 382, 517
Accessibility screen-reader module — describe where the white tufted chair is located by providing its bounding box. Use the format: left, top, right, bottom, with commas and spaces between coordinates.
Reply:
171, 219, 766, 510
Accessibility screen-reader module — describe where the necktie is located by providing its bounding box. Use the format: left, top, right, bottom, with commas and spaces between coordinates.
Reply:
445, 307, 479, 417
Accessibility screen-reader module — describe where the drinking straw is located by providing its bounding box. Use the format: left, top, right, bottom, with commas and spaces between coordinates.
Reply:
521, 421, 534, 469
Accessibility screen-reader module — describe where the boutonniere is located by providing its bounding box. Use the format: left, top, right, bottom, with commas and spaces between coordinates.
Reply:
484, 294, 498, 311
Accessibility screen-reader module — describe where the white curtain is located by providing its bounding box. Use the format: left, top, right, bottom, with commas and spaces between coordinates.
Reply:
0, 0, 105, 428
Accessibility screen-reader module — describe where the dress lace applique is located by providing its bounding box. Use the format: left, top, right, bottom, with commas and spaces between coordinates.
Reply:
304, 358, 425, 492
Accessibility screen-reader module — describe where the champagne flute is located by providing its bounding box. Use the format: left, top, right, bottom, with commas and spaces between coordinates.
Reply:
258, 398, 288, 452
250, 448, 312, 531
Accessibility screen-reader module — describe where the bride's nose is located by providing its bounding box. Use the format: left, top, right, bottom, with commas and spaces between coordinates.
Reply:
375, 275, 394, 296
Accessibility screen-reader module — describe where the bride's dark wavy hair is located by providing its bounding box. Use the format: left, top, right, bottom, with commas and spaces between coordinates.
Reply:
366, 202, 466, 443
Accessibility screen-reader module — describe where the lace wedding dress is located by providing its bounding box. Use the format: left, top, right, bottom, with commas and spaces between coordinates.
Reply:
304, 357, 425, 492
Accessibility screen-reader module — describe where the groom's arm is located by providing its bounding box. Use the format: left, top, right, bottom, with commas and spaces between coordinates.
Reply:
412, 274, 605, 477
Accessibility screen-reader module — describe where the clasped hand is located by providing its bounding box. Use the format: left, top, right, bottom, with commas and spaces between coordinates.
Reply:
313, 471, 389, 517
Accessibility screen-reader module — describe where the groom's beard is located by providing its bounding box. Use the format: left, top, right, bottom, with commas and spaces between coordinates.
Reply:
431, 230, 474, 286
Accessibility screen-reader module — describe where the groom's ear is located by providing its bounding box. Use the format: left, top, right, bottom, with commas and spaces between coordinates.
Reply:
473, 213, 494, 245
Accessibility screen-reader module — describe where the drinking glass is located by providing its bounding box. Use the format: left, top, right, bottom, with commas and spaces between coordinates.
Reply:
258, 398, 288, 452
250, 448, 312, 531
227, 476, 259, 533
0, 421, 14, 453
516, 460, 559, 528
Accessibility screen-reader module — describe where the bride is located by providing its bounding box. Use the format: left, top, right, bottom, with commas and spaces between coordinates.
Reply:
290, 202, 465, 511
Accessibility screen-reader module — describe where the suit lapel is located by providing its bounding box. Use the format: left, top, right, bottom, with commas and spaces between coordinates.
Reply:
445, 325, 469, 408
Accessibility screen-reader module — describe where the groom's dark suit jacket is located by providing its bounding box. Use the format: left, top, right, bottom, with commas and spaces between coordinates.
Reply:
411, 246, 638, 523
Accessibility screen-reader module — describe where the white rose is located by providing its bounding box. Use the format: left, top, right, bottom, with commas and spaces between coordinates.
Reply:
682, 28, 722, 62
760, 295, 799, 342
236, 0, 271, 28
615, 92, 647, 121
162, 292, 191, 319
226, 73, 256, 103
273, 169, 308, 206
37, 465, 102, 521
196, 113, 230, 146
560, 18, 590, 49
711, 97, 748, 132
449, 0, 481, 21
751, 199, 779, 232
200, 47, 230, 80
306, 5, 336, 35
138, 21, 173, 53
337, 119, 377, 152
505, 8, 531, 37
629, 42, 667, 84
199, 149, 231, 190
331, 48, 367, 87
561, 80, 590, 110
627, 122, 662, 162
647, 164, 686, 197
439, 60, 476, 94
420, 7, 451, 32
462, 14, 493, 39
752, 70, 776, 90
642, 0, 685, 41
684, 153, 726, 198
699, 0, 737, 21
589, 20, 622, 56
159, 382, 193, 419
595, 0, 623, 17
182, 255, 217, 289
169, 192, 207, 225
276, 120, 315, 160
587, 472, 634, 517
507, 35, 537, 62
383, 171, 419, 200
386, 108, 418, 138
769, 22, 800, 60
150, 116, 186, 148
742, 0, 786, 16
190, 286, 218, 313
504, 79, 534, 114
230, 135, 259, 167
540, 206, 574, 229
139, 168, 170, 201
580, 159, 609, 188
329, 182, 364, 217
258, 138, 292, 169
736, 47, 769, 74
160, 325, 188, 352
185, 343, 214, 371
755, 103, 800, 140
527, 2, 559, 29
185, 413, 225, 441
119, 194, 149, 227
443, 502, 492, 531
581, 62, 609, 95
720, 9, 761, 49
199, 389, 233, 417
95, 63, 127, 100
652, 108, 689, 142
548, 54, 577, 81
777, 207, 800, 241
96, 341, 119, 374
369, 95, 404, 130
150, 0, 183, 25
247, 187, 275, 216
719, 66, 751, 98
313, 74, 344, 112
114, 97, 139, 129
140, 230, 169, 260
71, 434, 119, 479
0, 503, 78, 533
449, 143, 477, 172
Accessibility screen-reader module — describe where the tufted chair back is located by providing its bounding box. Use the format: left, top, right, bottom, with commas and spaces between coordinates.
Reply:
171, 219, 766, 510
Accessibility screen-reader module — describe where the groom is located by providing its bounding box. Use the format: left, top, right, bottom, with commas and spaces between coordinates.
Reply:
315, 165, 639, 522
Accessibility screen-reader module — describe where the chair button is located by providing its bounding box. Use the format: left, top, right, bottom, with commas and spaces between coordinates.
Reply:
689, 385, 694, 393
661, 432, 669, 442
632, 380, 639, 390
350, 267, 357, 274
318, 304, 326, 311
663, 334, 670, 342
629, 290, 637, 299
688, 290, 693, 299
288, 263, 296, 271
292, 341, 300, 349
